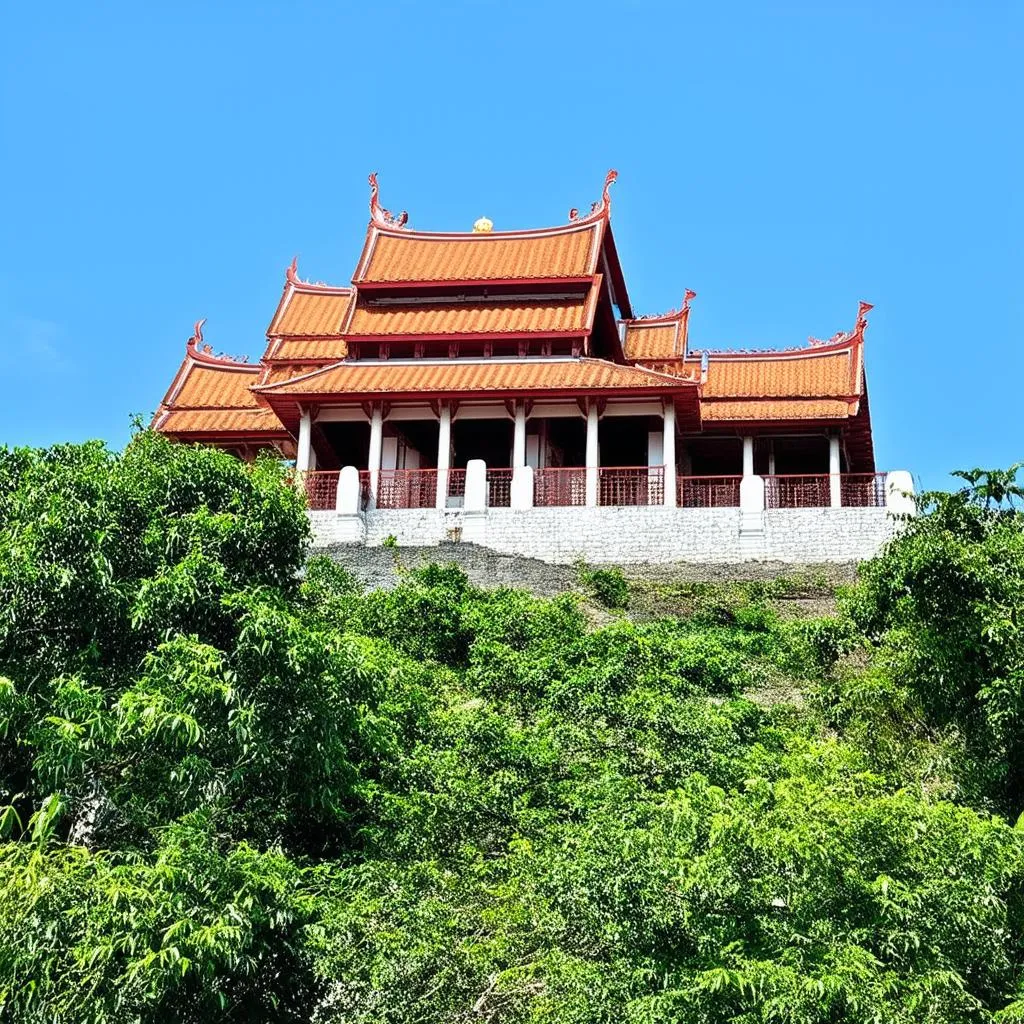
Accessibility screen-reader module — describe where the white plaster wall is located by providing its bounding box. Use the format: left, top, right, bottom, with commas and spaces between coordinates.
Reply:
309, 506, 902, 564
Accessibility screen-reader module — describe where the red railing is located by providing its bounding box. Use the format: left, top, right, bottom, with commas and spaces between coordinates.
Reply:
599, 466, 664, 506
301, 470, 340, 511
445, 468, 466, 506
679, 475, 741, 508
376, 469, 438, 509
840, 472, 887, 507
534, 467, 587, 507
765, 474, 830, 508
487, 468, 513, 507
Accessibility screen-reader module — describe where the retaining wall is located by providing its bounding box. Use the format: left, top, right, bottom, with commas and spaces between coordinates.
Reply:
308, 505, 903, 565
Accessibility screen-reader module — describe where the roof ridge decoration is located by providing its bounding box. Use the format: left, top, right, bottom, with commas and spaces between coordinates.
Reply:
632, 289, 697, 323
808, 300, 874, 348
689, 300, 875, 359
368, 172, 409, 229
185, 319, 254, 368
568, 169, 618, 224
283, 257, 352, 294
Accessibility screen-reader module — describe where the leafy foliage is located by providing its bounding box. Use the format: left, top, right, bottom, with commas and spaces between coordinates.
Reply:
840, 473, 1024, 813
578, 563, 631, 609
2, 438, 1024, 1021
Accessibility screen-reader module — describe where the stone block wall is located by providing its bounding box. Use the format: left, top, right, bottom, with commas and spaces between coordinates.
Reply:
308, 505, 903, 565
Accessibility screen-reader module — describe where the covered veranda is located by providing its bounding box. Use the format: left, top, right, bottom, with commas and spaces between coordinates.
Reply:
291, 396, 684, 511
290, 402, 885, 512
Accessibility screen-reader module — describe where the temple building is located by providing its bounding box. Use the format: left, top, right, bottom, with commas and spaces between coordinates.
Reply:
154, 171, 910, 563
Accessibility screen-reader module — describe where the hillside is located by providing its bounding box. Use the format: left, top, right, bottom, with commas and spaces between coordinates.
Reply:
1, 434, 1024, 1023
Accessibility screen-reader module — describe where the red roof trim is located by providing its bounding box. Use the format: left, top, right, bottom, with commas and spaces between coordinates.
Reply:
353, 276, 596, 292
284, 257, 354, 296
691, 301, 873, 362
185, 320, 260, 370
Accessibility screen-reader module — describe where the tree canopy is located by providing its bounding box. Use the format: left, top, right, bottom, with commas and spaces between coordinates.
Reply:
2, 435, 1024, 1022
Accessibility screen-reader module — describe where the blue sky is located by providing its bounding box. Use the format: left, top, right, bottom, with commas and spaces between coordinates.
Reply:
1, 0, 1019, 491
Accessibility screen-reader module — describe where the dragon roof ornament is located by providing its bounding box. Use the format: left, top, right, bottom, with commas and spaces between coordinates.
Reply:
368, 172, 409, 229
568, 169, 618, 223
185, 319, 251, 365
283, 256, 342, 290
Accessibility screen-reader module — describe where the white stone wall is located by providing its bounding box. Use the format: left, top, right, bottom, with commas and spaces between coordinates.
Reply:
762, 508, 899, 563
308, 505, 903, 565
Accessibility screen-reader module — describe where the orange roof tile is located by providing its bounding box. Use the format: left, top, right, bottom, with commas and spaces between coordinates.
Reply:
158, 408, 285, 433
623, 322, 682, 360
702, 350, 856, 398
172, 363, 260, 408
267, 338, 349, 361
255, 357, 691, 399
701, 399, 854, 421
257, 363, 323, 385
268, 287, 354, 336
346, 292, 595, 337
354, 223, 602, 284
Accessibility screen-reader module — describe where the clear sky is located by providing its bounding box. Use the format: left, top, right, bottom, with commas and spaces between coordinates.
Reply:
1, 1, 1019, 491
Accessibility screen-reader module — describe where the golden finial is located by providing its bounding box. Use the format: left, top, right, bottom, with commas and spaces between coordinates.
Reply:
472, 216, 493, 233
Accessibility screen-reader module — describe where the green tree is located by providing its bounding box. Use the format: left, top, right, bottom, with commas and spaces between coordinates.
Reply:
842, 475, 1024, 813
4, 441, 1024, 1022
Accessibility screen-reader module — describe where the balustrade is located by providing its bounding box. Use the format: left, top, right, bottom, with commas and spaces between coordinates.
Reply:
376, 469, 438, 509
678, 475, 742, 508
839, 472, 888, 507
598, 466, 664, 506
486, 468, 514, 507
300, 470, 340, 511
534, 467, 587, 507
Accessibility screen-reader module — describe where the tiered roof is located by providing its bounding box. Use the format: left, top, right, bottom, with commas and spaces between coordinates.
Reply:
153, 172, 876, 469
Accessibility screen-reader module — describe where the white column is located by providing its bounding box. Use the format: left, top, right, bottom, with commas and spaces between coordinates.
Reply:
367, 403, 384, 499
512, 401, 527, 468
829, 433, 842, 508
742, 436, 754, 478
296, 408, 312, 473
435, 402, 451, 510
585, 401, 599, 507
663, 401, 677, 507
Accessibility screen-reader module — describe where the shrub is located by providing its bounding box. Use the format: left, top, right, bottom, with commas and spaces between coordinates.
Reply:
580, 565, 630, 609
